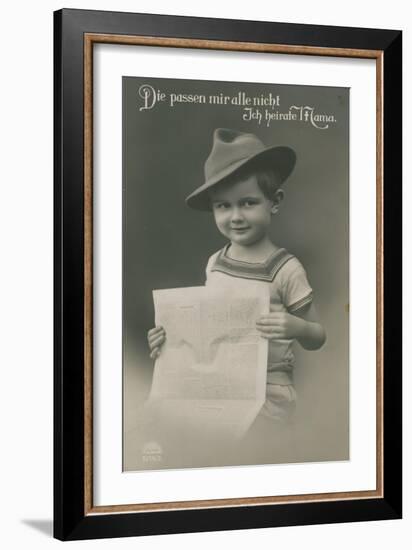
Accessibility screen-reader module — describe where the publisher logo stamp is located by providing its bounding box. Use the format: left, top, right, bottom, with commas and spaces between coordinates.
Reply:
141, 441, 163, 464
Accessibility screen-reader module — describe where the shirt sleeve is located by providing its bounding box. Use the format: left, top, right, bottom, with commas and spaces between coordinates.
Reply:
204, 251, 219, 285
280, 259, 313, 313
205, 257, 212, 285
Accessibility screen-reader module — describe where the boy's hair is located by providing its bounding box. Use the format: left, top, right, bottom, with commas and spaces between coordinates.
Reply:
254, 168, 282, 202
209, 165, 282, 207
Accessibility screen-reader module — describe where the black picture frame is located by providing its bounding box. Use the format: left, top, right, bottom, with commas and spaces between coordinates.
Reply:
54, 8, 402, 541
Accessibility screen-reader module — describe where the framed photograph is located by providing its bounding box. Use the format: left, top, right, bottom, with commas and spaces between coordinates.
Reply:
54, 8, 402, 540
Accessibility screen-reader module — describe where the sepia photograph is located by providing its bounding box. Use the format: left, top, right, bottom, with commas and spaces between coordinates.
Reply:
122, 76, 349, 471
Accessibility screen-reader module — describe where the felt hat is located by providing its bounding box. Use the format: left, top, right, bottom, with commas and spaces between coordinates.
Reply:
185, 128, 296, 211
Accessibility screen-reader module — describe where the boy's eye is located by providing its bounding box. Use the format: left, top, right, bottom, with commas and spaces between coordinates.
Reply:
242, 200, 258, 207
214, 202, 229, 210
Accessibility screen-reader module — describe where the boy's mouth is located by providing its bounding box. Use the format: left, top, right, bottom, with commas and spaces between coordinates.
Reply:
231, 226, 250, 231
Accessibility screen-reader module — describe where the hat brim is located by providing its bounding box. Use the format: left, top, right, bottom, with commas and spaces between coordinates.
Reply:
185, 145, 296, 211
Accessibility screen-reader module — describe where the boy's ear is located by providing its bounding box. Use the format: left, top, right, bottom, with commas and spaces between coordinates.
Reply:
271, 188, 284, 214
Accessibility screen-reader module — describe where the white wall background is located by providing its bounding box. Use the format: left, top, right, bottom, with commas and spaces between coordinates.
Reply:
0, 1, 408, 548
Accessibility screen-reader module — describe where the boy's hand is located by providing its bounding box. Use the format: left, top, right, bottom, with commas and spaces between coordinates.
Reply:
256, 312, 304, 341
147, 326, 166, 359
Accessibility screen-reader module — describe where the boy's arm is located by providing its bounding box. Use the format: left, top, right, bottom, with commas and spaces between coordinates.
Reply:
256, 302, 326, 351
291, 302, 326, 350
279, 259, 325, 350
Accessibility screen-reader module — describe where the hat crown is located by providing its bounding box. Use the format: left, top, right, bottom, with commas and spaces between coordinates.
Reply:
205, 128, 266, 182
185, 127, 296, 211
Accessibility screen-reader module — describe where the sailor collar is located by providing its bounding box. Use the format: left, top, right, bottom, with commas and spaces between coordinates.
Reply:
211, 244, 294, 282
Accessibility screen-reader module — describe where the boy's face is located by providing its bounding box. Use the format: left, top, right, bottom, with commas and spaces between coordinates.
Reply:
210, 174, 278, 247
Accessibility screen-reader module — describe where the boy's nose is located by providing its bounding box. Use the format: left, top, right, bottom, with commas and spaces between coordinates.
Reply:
230, 207, 244, 223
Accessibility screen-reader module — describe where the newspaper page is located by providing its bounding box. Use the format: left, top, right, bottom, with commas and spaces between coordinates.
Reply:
145, 286, 269, 439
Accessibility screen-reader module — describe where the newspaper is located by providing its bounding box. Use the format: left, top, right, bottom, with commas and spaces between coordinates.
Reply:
146, 286, 269, 439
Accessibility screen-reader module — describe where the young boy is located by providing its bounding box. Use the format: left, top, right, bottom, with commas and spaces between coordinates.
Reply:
148, 128, 326, 424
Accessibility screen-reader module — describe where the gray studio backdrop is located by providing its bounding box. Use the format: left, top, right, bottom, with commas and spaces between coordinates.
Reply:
122, 76, 349, 470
